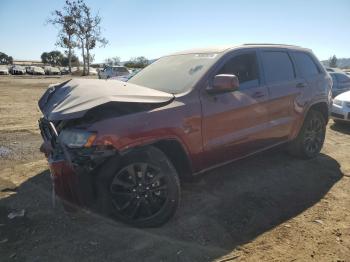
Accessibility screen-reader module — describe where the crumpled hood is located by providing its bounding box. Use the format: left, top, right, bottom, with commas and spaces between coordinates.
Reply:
38, 78, 174, 121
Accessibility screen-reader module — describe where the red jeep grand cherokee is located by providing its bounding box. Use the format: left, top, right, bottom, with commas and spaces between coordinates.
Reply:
38, 44, 332, 227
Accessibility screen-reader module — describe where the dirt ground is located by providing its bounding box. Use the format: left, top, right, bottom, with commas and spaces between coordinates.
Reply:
0, 76, 349, 262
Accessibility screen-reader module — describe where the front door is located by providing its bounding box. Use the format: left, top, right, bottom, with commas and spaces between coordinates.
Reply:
200, 50, 270, 168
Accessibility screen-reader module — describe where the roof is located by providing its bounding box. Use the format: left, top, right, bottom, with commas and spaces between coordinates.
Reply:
170, 43, 311, 55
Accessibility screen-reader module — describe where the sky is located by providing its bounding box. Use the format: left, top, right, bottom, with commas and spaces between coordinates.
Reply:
0, 0, 349, 63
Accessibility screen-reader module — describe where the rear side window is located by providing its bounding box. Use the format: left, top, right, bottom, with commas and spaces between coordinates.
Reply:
293, 52, 320, 77
261, 51, 295, 84
217, 53, 259, 86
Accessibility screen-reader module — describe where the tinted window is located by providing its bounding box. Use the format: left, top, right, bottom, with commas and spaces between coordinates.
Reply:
335, 73, 350, 82
293, 52, 320, 77
261, 51, 295, 83
217, 53, 259, 86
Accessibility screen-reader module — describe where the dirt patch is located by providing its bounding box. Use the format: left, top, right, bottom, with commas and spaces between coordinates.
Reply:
0, 77, 349, 262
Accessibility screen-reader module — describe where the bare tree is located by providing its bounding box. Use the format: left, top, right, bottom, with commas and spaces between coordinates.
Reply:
48, 0, 107, 75
47, 0, 78, 73
75, 0, 108, 75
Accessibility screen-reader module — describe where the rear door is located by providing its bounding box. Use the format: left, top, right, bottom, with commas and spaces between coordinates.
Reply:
291, 51, 325, 98
259, 49, 306, 141
200, 50, 270, 167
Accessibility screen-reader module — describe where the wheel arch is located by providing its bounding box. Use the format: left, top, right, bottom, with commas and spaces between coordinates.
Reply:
120, 138, 194, 182
153, 139, 194, 182
308, 101, 329, 123
291, 101, 329, 140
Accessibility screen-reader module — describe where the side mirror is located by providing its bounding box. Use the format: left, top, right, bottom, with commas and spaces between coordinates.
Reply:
207, 74, 239, 94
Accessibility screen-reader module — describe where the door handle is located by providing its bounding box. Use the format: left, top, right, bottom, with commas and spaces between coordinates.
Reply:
252, 91, 265, 98
296, 82, 305, 88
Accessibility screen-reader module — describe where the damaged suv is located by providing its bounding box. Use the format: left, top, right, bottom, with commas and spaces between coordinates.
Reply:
38, 44, 331, 227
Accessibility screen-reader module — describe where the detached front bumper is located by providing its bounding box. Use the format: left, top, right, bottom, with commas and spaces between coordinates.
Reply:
39, 118, 117, 208
45, 146, 117, 208
49, 158, 84, 206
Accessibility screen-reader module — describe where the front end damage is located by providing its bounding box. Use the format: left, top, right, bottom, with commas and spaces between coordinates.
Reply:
39, 117, 117, 208
38, 78, 174, 210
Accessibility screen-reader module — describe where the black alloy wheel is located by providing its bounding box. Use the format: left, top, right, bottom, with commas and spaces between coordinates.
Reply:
110, 163, 168, 220
100, 146, 180, 227
288, 110, 326, 159
303, 116, 325, 155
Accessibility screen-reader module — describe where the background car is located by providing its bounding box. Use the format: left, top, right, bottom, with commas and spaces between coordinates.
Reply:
26, 66, 45, 75
71, 67, 79, 73
98, 66, 129, 79
88, 67, 98, 75
331, 90, 350, 123
110, 68, 141, 82
9, 65, 26, 75
59, 67, 70, 75
325, 67, 344, 73
0, 65, 9, 75
44, 66, 61, 75
330, 72, 350, 97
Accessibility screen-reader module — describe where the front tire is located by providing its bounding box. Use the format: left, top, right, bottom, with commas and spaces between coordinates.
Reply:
98, 146, 180, 227
288, 110, 326, 159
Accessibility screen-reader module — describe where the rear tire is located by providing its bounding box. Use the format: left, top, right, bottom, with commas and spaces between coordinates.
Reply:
288, 110, 326, 159
97, 146, 180, 227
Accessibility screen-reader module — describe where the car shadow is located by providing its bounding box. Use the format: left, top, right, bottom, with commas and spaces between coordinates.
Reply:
0, 149, 344, 261
330, 121, 350, 135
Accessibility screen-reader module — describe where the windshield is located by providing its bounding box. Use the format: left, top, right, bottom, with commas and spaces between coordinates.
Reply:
128, 53, 219, 94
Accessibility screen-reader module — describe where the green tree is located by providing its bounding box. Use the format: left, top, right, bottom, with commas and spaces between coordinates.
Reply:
0, 52, 13, 65
41, 51, 65, 66
329, 55, 338, 68
60, 52, 79, 67
124, 56, 149, 68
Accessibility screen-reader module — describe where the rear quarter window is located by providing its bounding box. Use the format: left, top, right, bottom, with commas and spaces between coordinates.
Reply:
293, 52, 320, 77
261, 51, 295, 84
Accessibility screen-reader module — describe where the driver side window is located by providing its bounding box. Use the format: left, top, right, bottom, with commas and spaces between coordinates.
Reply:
217, 52, 259, 88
